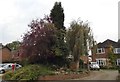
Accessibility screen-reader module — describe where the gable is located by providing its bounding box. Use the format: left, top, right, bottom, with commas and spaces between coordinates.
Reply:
97, 39, 118, 48
0, 45, 11, 51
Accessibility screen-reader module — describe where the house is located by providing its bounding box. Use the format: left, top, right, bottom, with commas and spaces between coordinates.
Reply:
92, 39, 120, 67
80, 55, 92, 64
0, 44, 12, 63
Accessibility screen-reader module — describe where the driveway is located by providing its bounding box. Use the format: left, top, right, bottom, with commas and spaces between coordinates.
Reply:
75, 70, 119, 80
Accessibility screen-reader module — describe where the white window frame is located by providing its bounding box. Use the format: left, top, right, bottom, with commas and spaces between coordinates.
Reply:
96, 58, 106, 66
97, 48, 105, 54
116, 59, 120, 66
114, 48, 120, 54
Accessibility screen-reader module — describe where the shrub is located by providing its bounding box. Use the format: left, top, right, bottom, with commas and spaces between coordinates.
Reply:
100, 66, 118, 70
118, 68, 120, 74
3, 64, 54, 80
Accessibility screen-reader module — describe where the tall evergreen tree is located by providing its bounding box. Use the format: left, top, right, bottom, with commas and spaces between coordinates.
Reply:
50, 2, 65, 30
50, 2, 68, 57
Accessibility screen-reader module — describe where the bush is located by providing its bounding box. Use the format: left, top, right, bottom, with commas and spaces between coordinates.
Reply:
100, 66, 118, 70
118, 68, 120, 74
100, 66, 108, 69
3, 64, 54, 80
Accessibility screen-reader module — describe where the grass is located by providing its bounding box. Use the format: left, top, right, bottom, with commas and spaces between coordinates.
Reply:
2, 64, 54, 80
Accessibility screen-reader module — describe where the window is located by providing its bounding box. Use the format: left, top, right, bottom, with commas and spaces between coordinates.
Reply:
114, 48, 120, 54
96, 58, 106, 66
116, 59, 120, 66
16, 64, 18, 67
97, 48, 105, 54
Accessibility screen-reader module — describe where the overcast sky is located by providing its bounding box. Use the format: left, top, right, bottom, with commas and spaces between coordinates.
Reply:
0, 0, 119, 45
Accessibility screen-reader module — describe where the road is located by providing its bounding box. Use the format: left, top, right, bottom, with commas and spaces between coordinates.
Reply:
75, 70, 119, 80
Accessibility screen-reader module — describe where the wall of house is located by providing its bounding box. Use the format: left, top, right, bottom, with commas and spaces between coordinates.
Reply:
92, 48, 110, 62
2, 48, 12, 62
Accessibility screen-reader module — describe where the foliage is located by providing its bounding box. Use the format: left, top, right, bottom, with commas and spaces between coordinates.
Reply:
54, 30, 68, 56
118, 68, 120, 73
19, 58, 30, 66
108, 46, 117, 66
50, 2, 65, 30
21, 17, 57, 64
50, 2, 68, 58
3, 64, 54, 80
6, 41, 21, 51
66, 20, 94, 70
117, 67, 120, 80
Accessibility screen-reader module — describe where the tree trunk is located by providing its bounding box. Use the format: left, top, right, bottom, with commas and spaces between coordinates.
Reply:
70, 61, 79, 71
75, 61, 79, 70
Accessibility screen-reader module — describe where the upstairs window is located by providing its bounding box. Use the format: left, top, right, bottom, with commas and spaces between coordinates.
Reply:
97, 48, 105, 54
114, 48, 120, 54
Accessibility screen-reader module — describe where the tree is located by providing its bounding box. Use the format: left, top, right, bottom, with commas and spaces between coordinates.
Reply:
50, 2, 65, 30
21, 17, 57, 64
108, 45, 117, 67
50, 2, 68, 57
6, 41, 21, 51
66, 20, 94, 70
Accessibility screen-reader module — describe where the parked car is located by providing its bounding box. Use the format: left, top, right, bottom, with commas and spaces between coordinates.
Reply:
0, 63, 22, 74
89, 62, 100, 70
0, 64, 4, 67
3, 63, 22, 70
0, 67, 5, 74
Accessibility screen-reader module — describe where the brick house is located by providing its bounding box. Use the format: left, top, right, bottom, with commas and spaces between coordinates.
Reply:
11, 46, 23, 62
92, 39, 120, 67
0, 45, 12, 63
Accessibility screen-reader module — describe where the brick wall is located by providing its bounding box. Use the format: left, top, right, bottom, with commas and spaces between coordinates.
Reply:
2, 48, 12, 62
92, 48, 109, 62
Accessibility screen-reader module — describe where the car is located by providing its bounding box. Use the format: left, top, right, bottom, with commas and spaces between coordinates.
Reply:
0, 67, 5, 74
0, 64, 4, 67
3, 63, 22, 70
89, 62, 100, 70
0, 63, 22, 74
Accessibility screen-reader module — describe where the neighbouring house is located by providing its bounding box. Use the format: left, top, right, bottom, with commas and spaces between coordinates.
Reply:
12, 46, 24, 62
92, 39, 120, 67
0, 45, 12, 63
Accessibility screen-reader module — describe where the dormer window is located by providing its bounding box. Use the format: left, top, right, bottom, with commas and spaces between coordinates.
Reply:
114, 48, 120, 54
97, 48, 105, 54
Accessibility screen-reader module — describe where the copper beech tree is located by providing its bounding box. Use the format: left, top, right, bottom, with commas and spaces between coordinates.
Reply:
21, 17, 57, 64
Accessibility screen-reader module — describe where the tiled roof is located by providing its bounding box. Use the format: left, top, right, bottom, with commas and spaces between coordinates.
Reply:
0, 45, 11, 51
97, 39, 119, 48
